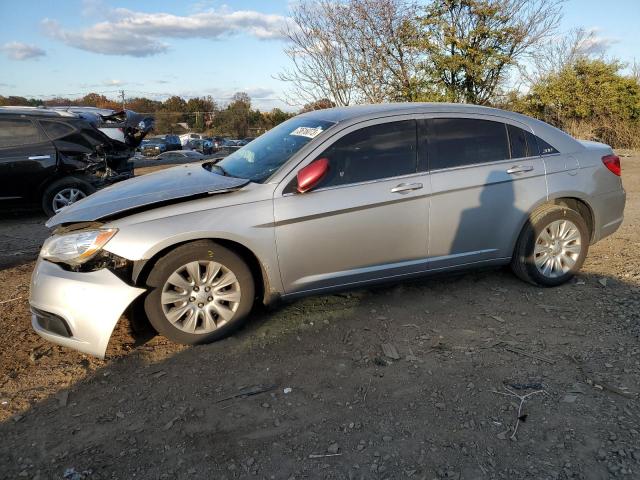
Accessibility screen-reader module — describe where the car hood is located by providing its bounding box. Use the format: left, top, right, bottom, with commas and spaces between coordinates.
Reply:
46, 162, 249, 227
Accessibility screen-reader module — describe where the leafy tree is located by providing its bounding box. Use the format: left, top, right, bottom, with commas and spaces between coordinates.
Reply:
301, 98, 337, 112
513, 59, 640, 147
416, 0, 563, 104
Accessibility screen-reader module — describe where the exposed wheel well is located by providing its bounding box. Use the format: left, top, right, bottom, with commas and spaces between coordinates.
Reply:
133, 238, 270, 305
551, 197, 594, 242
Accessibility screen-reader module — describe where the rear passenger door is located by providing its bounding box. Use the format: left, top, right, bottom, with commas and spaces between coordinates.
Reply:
423, 116, 547, 270
0, 118, 56, 200
273, 119, 431, 294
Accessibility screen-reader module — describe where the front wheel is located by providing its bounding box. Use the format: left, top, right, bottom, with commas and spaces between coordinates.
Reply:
511, 204, 589, 287
144, 241, 255, 345
42, 177, 96, 217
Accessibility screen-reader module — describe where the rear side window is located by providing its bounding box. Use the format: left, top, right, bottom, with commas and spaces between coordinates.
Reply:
0, 119, 44, 147
507, 124, 558, 157
507, 124, 529, 158
315, 120, 417, 188
537, 137, 558, 155
40, 120, 76, 140
427, 118, 509, 169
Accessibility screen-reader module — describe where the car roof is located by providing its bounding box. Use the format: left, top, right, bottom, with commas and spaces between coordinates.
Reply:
298, 102, 533, 123
298, 102, 582, 152
0, 106, 79, 118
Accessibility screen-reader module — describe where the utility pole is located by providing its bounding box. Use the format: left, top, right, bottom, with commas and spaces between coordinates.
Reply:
119, 90, 126, 110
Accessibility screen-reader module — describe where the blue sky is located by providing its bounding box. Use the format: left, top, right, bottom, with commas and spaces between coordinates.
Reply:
0, 0, 638, 111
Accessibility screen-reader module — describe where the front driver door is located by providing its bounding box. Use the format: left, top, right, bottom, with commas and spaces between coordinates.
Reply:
273, 118, 431, 295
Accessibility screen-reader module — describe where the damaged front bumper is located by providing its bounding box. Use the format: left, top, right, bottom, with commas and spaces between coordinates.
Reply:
29, 259, 145, 358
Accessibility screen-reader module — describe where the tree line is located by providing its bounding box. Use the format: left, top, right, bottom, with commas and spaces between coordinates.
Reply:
0, 91, 295, 139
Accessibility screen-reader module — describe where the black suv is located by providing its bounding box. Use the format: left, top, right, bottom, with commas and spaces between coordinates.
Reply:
0, 107, 153, 216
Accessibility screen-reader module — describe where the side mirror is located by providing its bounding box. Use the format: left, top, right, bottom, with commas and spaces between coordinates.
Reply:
297, 158, 329, 193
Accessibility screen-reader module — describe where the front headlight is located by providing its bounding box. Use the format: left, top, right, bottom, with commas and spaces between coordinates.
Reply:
40, 228, 118, 265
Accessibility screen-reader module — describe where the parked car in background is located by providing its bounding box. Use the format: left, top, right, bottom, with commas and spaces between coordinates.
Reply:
213, 139, 242, 156
0, 106, 153, 216
156, 150, 205, 162
141, 140, 168, 157
180, 133, 202, 146
205, 136, 225, 150
29, 103, 625, 358
153, 134, 181, 151
187, 139, 213, 155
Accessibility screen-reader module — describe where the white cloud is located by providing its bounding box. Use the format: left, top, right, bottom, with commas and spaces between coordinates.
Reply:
42, 19, 168, 57
103, 79, 125, 86
1, 42, 46, 60
42, 7, 292, 57
577, 27, 618, 56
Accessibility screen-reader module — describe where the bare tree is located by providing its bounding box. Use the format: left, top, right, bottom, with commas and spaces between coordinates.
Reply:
278, 0, 421, 106
630, 59, 640, 85
278, 1, 355, 107
523, 27, 610, 84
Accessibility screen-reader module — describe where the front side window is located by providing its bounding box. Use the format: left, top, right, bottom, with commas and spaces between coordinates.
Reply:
313, 120, 417, 188
0, 119, 44, 148
217, 117, 334, 183
428, 118, 510, 170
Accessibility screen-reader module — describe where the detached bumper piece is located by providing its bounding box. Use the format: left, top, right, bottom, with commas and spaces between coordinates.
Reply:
29, 259, 146, 358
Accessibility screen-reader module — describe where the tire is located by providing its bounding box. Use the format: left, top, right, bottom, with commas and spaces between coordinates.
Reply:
41, 177, 96, 217
144, 240, 255, 345
511, 204, 589, 287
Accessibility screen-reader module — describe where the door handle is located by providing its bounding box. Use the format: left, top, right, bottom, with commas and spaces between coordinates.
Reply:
506, 165, 534, 174
28, 155, 51, 160
390, 182, 423, 194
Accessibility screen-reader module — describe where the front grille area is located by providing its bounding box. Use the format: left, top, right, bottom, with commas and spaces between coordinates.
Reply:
32, 308, 72, 338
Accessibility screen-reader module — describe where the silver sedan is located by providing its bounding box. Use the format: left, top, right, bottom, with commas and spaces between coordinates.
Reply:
30, 103, 625, 357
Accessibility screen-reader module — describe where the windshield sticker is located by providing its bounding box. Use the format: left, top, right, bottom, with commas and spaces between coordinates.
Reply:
290, 126, 324, 138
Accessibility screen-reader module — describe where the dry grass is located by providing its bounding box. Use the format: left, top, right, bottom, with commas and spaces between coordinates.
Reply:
564, 118, 640, 149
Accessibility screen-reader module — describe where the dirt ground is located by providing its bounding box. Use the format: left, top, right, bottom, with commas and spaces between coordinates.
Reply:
0, 158, 639, 480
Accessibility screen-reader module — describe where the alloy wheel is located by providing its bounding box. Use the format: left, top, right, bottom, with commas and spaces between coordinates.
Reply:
160, 261, 241, 334
52, 188, 86, 213
534, 219, 582, 278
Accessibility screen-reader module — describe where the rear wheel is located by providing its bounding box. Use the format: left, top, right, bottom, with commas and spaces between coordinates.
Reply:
511, 204, 589, 287
144, 241, 255, 345
41, 177, 96, 217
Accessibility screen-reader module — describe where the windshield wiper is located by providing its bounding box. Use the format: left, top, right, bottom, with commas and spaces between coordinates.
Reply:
210, 164, 229, 176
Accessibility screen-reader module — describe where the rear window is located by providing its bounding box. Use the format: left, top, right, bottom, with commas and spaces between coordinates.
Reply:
40, 120, 76, 140
0, 119, 45, 147
428, 118, 510, 169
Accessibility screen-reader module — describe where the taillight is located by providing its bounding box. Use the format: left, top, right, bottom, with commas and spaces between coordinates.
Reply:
602, 154, 621, 176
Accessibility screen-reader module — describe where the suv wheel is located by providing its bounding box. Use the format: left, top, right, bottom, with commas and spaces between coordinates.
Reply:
144, 240, 255, 345
42, 177, 96, 217
511, 204, 589, 287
